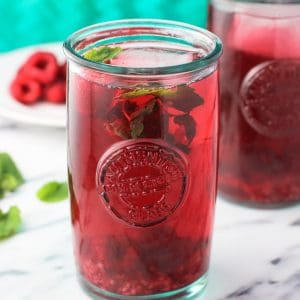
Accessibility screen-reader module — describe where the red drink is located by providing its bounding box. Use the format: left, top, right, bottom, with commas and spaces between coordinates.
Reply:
209, 1, 300, 205
64, 20, 222, 299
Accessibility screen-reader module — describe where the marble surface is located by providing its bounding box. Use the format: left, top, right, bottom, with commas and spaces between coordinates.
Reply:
0, 116, 300, 300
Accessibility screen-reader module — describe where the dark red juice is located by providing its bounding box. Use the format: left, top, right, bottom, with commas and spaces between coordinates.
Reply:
67, 43, 219, 296
209, 1, 300, 205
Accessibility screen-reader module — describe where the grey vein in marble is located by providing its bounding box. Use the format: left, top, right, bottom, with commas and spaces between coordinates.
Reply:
290, 219, 300, 226
216, 218, 272, 230
0, 270, 28, 276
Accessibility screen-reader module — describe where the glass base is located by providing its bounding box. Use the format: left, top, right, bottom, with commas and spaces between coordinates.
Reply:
78, 273, 208, 300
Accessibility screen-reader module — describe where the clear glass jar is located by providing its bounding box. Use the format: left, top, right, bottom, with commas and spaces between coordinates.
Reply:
209, 1, 300, 206
64, 19, 222, 299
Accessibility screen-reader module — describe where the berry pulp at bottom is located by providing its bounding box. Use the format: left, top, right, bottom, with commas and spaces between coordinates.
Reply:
67, 42, 219, 296
209, 3, 300, 205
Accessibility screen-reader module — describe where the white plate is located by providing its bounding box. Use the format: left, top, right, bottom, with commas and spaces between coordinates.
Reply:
0, 43, 66, 128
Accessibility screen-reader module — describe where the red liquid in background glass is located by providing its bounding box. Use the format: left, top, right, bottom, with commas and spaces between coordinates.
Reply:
67, 45, 219, 295
209, 3, 300, 205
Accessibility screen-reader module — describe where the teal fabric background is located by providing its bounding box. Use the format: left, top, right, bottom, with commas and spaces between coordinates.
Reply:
0, 0, 208, 52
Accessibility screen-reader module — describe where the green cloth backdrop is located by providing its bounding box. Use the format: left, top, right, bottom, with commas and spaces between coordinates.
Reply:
0, 0, 208, 52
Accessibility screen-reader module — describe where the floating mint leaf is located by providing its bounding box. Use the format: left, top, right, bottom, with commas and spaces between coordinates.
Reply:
120, 87, 176, 99
0, 206, 22, 239
105, 102, 131, 139
143, 100, 157, 114
174, 114, 196, 144
105, 85, 202, 142
123, 100, 139, 117
130, 100, 157, 138
166, 114, 196, 154
130, 116, 144, 139
105, 118, 130, 139
162, 85, 204, 113
121, 95, 155, 121
83, 46, 122, 63
107, 102, 125, 122
37, 181, 68, 203
106, 97, 159, 139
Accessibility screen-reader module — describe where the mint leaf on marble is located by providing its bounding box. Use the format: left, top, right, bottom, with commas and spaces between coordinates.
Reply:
83, 46, 122, 63
37, 181, 68, 203
0, 206, 22, 239
0, 153, 24, 199
1, 174, 19, 192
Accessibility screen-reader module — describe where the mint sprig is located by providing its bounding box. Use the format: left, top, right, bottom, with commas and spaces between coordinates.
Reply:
105, 85, 204, 152
37, 181, 68, 203
0, 206, 22, 239
83, 46, 122, 63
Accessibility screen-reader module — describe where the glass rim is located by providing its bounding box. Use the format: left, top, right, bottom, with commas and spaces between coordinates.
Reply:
211, 0, 300, 18
63, 18, 222, 76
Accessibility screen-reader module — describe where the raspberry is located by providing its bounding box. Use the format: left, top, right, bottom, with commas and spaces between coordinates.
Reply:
44, 80, 66, 103
22, 52, 59, 84
10, 77, 42, 104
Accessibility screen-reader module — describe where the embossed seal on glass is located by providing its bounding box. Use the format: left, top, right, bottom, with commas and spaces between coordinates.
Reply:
96, 140, 188, 227
240, 60, 300, 138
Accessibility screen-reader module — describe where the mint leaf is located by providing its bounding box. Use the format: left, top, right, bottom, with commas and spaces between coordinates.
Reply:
106, 98, 158, 139
1, 174, 19, 192
174, 114, 196, 144
105, 118, 130, 139
130, 116, 144, 139
106, 85, 202, 142
120, 87, 176, 99
0, 153, 24, 184
0, 206, 22, 239
37, 181, 68, 203
105, 102, 131, 139
83, 46, 122, 63
143, 100, 157, 115
130, 100, 157, 138
0, 153, 24, 199
162, 85, 204, 112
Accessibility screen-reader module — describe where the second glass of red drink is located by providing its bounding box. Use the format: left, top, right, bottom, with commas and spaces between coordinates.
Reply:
209, 0, 300, 206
